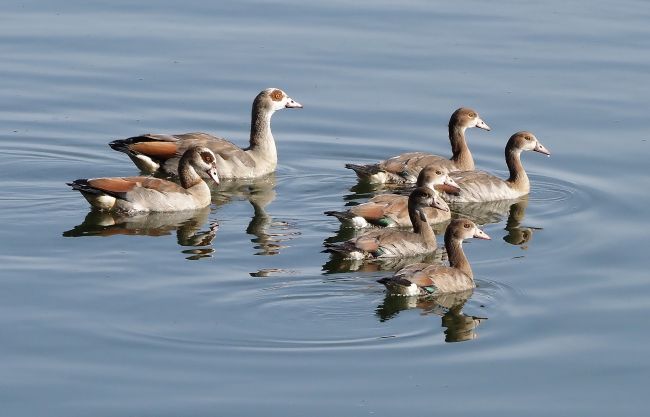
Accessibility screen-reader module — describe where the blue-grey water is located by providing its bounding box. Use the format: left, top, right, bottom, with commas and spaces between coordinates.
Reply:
1, 0, 649, 415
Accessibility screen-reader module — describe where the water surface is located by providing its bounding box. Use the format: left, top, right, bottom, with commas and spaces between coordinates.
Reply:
1, 0, 649, 416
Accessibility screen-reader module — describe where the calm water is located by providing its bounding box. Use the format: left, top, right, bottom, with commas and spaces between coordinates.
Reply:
1, 0, 649, 415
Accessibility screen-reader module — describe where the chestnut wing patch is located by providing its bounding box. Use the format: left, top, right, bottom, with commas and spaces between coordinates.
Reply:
350, 203, 386, 220
406, 272, 436, 288
174, 133, 256, 168
129, 141, 179, 160
87, 176, 184, 198
354, 235, 380, 252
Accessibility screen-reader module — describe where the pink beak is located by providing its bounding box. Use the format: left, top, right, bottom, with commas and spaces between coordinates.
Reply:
431, 195, 449, 212
534, 141, 551, 156
476, 118, 491, 131
474, 228, 491, 240
285, 97, 303, 108
207, 167, 220, 185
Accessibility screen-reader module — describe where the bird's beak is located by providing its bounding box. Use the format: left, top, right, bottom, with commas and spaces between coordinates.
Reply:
207, 167, 220, 185
285, 97, 303, 108
473, 228, 491, 240
475, 118, 491, 131
430, 195, 449, 212
534, 141, 551, 156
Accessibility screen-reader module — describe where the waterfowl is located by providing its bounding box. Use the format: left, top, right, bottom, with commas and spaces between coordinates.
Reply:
325, 165, 460, 228
324, 187, 447, 259
345, 108, 490, 184
68, 146, 220, 212
443, 131, 550, 203
109, 88, 302, 179
378, 218, 490, 296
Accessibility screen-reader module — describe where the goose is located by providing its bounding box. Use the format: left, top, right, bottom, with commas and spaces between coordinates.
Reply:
378, 218, 490, 296
109, 88, 302, 179
345, 107, 490, 184
324, 187, 447, 259
443, 131, 550, 203
325, 165, 460, 228
68, 146, 220, 212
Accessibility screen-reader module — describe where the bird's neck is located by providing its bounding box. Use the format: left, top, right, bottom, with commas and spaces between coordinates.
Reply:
249, 106, 277, 161
449, 125, 473, 170
505, 148, 529, 192
445, 234, 473, 279
410, 208, 437, 248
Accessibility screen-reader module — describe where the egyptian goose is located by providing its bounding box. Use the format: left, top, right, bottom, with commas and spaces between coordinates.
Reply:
443, 131, 550, 203
378, 218, 490, 296
109, 88, 302, 179
324, 187, 447, 259
325, 165, 460, 228
68, 146, 220, 212
345, 108, 490, 183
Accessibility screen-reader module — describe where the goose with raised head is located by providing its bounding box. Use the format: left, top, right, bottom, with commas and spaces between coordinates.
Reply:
444, 131, 550, 203
345, 108, 490, 184
68, 146, 220, 212
324, 187, 447, 259
109, 88, 302, 179
325, 165, 460, 228
378, 218, 490, 296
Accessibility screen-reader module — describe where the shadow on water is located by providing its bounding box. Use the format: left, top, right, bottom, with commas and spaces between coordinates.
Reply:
376, 290, 486, 343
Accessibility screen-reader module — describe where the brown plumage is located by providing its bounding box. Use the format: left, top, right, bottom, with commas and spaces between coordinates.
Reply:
378, 218, 490, 296
326, 165, 459, 228
444, 131, 551, 203
345, 108, 490, 184
109, 88, 302, 179
68, 146, 220, 212
324, 187, 448, 259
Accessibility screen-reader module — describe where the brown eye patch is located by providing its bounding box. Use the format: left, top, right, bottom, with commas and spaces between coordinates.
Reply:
201, 151, 215, 163
270, 89, 284, 101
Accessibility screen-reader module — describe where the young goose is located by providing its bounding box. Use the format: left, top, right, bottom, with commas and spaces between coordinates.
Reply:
345, 108, 490, 184
444, 131, 550, 203
324, 187, 447, 259
109, 88, 302, 179
325, 165, 460, 228
378, 219, 490, 296
68, 146, 220, 212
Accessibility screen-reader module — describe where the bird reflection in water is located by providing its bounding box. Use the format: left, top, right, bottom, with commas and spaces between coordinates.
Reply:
376, 290, 486, 343
214, 174, 300, 257
323, 249, 447, 274
64, 174, 298, 263
450, 196, 540, 249
63, 206, 218, 260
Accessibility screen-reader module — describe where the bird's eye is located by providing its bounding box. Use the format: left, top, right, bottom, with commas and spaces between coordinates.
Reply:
525, 136, 532, 141
463, 223, 471, 228
201, 152, 214, 163
435, 170, 441, 175
468, 112, 476, 118
271, 89, 284, 101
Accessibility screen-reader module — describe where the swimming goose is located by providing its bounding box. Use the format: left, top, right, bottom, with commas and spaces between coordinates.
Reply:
109, 88, 302, 179
68, 146, 220, 212
444, 131, 550, 203
378, 218, 490, 296
325, 165, 460, 228
345, 108, 490, 184
324, 187, 447, 259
